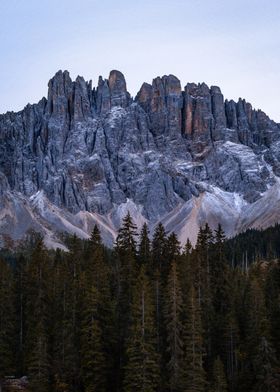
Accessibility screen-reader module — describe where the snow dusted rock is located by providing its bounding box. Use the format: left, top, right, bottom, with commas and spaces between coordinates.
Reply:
159, 186, 247, 245
1, 69, 280, 248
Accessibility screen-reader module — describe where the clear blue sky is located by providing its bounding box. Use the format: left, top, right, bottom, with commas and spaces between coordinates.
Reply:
1, 0, 280, 121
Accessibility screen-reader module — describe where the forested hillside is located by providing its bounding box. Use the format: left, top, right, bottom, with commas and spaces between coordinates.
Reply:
0, 215, 280, 392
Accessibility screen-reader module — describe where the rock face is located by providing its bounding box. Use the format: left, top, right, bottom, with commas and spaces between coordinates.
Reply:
0, 69, 280, 247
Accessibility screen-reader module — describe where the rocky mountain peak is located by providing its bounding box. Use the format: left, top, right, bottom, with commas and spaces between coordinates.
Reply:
47, 70, 73, 117
0, 69, 280, 248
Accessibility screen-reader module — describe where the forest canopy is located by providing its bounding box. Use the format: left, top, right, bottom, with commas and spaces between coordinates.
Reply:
0, 216, 280, 392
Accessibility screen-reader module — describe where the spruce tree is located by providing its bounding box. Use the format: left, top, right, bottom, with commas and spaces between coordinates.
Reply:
115, 212, 138, 302
151, 222, 167, 372
240, 272, 270, 391
195, 225, 214, 371
138, 223, 151, 267
265, 263, 280, 359
152, 222, 167, 274
163, 232, 181, 282
49, 249, 70, 391
164, 261, 185, 391
0, 258, 15, 379
183, 284, 207, 392
253, 337, 280, 392
165, 232, 181, 263
124, 267, 159, 392
81, 225, 113, 392
211, 356, 228, 392
51, 235, 83, 391
14, 254, 27, 376
25, 238, 51, 392
81, 284, 106, 392
114, 213, 138, 389
183, 238, 192, 258
211, 225, 232, 366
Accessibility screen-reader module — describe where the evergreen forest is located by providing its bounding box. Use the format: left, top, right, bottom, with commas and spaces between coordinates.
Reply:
1, 215, 280, 392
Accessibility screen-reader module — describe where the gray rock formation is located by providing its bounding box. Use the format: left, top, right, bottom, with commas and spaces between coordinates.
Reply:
0, 69, 280, 247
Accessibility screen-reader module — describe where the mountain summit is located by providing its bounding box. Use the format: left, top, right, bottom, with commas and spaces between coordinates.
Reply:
0, 70, 280, 248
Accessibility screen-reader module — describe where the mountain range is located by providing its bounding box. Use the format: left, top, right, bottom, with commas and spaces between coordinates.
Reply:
1, 69, 280, 249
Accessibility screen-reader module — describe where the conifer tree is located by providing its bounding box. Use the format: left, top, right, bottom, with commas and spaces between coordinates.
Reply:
214, 224, 226, 263
165, 232, 181, 263
164, 261, 185, 391
180, 238, 193, 296
0, 258, 15, 379
195, 225, 213, 306
49, 249, 70, 391
81, 225, 113, 392
183, 238, 192, 257
138, 223, 151, 267
240, 272, 270, 390
115, 212, 138, 302
211, 356, 228, 392
265, 263, 280, 359
253, 336, 280, 392
124, 267, 159, 392
13, 253, 27, 376
164, 232, 181, 281
183, 284, 207, 392
195, 225, 214, 370
212, 224, 229, 313
152, 222, 167, 274
151, 222, 167, 371
210, 225, 232, 366
114, 213, 138, 389
51, 235, 83, 391
116, 212, 138, 255
25, 238, 51, 392
65, 235, 83, 390
81, 284, 106, 392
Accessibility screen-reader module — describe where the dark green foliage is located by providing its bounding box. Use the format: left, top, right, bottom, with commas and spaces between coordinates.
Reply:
0, 258, 15, 378
211, 356, 228, 392
124, 267, 159, 392
183, 284, 207, 392
0, 222, 280, 392
81, 284, 106, 392
225, 223, 280, 267
24, 238, 51, 392
138, 223, 151, 267
164, 261, 185, 391
253, 337, 280, 392
152, 222, 167, 274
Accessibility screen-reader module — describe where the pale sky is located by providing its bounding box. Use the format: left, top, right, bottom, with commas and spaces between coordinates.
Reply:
0, 0, 280, 121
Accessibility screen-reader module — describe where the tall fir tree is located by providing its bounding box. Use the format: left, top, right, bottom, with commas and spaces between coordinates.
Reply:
253, 337, 280, 392
14, 254, 27, 376
51, 235, 83, 391
195, 225, 214, 371
114, 213, 138, 390
183, 284, 207, 392
81, 284, 106, 392
0, 258, 15, 379
239, 270, 271, 391
211, 225, 232, 367
164, 261, 185, 391
123, 267, 159, 392
265, 262, 280, 359
152, 222, 167, 275
138, 223, 151, 267
81, 225, 113, 392
25, 238, 51, 392
211, 356, 228, 392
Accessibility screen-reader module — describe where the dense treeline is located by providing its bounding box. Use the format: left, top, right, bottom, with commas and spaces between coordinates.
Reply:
225, 224, 280, 266
0, 215, 280, 392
